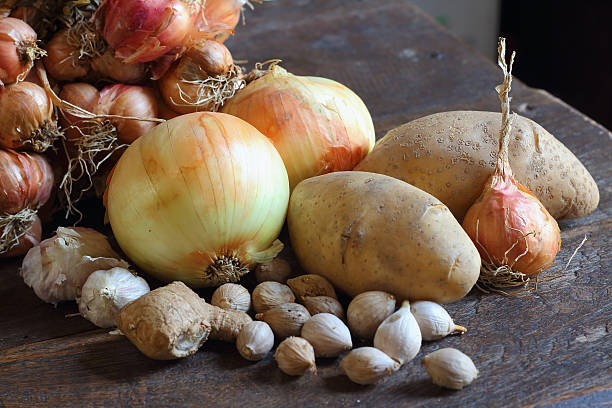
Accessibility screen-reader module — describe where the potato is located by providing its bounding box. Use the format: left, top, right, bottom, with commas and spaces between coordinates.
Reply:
288, 171, 480, 303
355, 111, 599, 221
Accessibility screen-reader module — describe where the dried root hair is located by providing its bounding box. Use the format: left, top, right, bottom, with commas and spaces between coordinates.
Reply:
244, 59, 282, 83
16, 40, 47, 82
61, 0, 106, 61
171, 64, 245, 112
0, 207, 36, 254
205, 254, 250, 284
59, 118, 126, 222
28, 120, 63, 152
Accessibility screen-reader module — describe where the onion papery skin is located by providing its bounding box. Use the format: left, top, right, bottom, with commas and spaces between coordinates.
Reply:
0, 149, 54, 214
194, 0, 245, 42
44, 29, 90, 81
106, 112, 290, 287
0, 81, 57, 151
100, 0, 198, 64
222, 66, 375, 190
462, 168, 561, 276
96, 84, 158, 144
91, 50, 148, 84
58, 82, 101, 143
0, 17, 39, 86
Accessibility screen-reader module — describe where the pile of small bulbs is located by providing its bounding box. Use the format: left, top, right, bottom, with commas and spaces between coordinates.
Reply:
20, 227, 478, 390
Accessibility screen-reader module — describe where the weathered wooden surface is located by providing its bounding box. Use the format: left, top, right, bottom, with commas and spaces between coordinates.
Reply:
1, 1, 610, 407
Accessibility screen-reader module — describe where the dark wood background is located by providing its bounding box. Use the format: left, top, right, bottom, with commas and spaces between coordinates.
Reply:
1, 1, 610, 407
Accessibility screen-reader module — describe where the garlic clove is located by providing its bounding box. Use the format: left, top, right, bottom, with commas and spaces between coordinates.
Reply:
347, 291, 396, 340
255, 258, 292, 283
252, 281, 295, 313
410, 301, 467, 341
78, 267, 150, 328
340, 347, 400, 385
373, 301, 421, 365
236, 321, 274, 361
274, 336, 316, 376
422, 348, 478, 390
287, 274, 337, 300
301, 313, 352, 358
255, 302, 310, 338
211, 283, 251, 313
302, 296, 345, 320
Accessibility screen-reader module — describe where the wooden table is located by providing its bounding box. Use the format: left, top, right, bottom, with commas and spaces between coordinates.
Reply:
1, 1, 610, 406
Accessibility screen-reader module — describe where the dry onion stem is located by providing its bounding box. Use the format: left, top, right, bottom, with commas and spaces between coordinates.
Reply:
60, 0, 105, 60
0, 207, 37, 253
172, 64, 244, 112
244, 58, 282, 83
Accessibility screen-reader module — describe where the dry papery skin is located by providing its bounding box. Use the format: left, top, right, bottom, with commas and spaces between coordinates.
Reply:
211, 283, 251, 313
302, 296, 345, 320
287, 274, 337, 300
252, 281, 295, 313
117, 281, 252, 360
422, 348, 479, 390
347, 291, 396, 340
288, 171, 481, 303
373, 301, 422, 365
274, 336, 316, 376
256, 302, 310, 338
300, 313, 352, 358
255, 258, 293, 283
340, 347, 400, 385
236, 321, 274, 361
410, 300, 466, 341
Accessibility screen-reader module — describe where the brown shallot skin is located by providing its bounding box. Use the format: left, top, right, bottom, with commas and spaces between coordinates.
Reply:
462, 164, 561, 276
91, 50, 148, 85
58, 82, 101, 143
0, 17, 39, 86
44, 29, 91, 82
0, 81, 58, 151
0, 149, 54, 214
184, 39, 233, 76
0, 214, 41, 258
95, 84, 158, 144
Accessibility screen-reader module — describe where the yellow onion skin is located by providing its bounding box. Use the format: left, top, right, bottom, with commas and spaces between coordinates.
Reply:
462, 167, 561, 276
106, 112, 290, 287
0, 81, 57, 151
222, 65, 375, 190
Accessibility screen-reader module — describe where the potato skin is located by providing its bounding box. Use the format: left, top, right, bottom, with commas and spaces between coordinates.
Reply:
355, 111, 599, 220
288, 172, 480, 303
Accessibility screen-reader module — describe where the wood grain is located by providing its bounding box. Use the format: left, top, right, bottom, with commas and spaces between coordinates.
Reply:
1, 1, 610, 407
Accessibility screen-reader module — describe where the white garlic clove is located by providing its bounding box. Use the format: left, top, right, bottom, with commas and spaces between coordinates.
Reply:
255, 302, 310, 338
287, 274, 337, 300
340, 347, 400, 385
212, 283, 251, 313
302, 296, 345, 320
252, 281, 295, 313
410, 301, 467, 341
236, 321, 274, 361
373, 301, 421, 365
422, 348, 478, 390
347, 291, 396, 340
274, 336, 316, 376
255, 258, 292, 283
301, 313, 352, 358
77, 267, 150, 328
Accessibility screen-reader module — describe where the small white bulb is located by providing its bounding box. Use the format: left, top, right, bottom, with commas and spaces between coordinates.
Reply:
410, 301, 467, 341
422, 348, 478, 390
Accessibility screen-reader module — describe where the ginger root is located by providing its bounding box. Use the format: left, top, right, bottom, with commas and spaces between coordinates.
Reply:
117, 281, 252, 360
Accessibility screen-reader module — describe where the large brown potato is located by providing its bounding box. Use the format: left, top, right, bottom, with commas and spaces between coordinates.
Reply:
288, 171, 480, 303
355, 111, 599, 221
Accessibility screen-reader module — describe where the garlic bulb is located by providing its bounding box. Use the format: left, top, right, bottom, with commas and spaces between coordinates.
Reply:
252, 281, 295, 313
302, 296, 344, 320
256, 303, 310, 338
78, 267, 150, 328
255, 258, 292, 283
21, 227, 129, 304
410, 301, 467, 341
274, 336, 316, 376
422, 348, 478, 390
373, 301, 421, 365
340, 347, 400, 385
347, 291, 396, 340
301, 313, 352, 358
287, 274, 337, 300
236, 321, 274, 361
211, 283, 251, 313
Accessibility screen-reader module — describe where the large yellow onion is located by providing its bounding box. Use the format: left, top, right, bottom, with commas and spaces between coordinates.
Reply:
222, 64, 375, 190
106, 112, 290, 287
